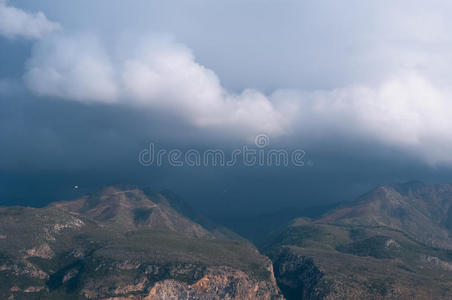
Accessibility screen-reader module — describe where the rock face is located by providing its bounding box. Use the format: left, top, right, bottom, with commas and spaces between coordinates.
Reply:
0, 186, 282, 300
146, 266, 282, 300
272, 248, 323, 300
78, 265, 282, 300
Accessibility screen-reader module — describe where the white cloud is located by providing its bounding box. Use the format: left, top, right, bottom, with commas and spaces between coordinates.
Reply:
272, 71, 452, 165
0, 0, 60, 39
24, 35, 118, 103
25, 36, 288, 136
23, 33, 452, 164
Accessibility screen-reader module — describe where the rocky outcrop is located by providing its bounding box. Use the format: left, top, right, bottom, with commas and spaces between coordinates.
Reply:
146, 266, 283, 300
23, 243, 55, 259
272, 247, 323, 300
0, 261, 49, 279
78, 265, 282, 300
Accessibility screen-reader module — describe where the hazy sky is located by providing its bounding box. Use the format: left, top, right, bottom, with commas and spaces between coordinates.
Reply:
2, 0, 452, 215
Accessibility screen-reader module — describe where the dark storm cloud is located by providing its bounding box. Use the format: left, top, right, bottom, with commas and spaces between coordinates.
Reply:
2, 0, 452, 214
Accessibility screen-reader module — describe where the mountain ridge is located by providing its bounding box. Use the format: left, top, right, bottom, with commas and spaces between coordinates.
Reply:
316, 181, 452, 249
0, 185, 283, 300
265, 181, 452, 299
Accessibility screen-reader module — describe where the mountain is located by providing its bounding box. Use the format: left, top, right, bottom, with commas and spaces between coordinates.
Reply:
5, 181, 452, 299
0, 185, 283, 300
318, 181, 452, 249
51, 185, 217, 239
264, 182, 452, 299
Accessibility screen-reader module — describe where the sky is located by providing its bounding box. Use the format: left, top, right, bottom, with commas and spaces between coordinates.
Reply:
2, 0, 452, 216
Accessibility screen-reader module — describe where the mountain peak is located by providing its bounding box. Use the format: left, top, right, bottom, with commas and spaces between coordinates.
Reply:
318, 182, 452, 249
52, 186, 214, 238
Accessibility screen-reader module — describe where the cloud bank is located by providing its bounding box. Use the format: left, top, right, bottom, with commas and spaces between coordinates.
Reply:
24, 36, 291, 136
22, 32, 452, 165
272, 73, 452, 164
0, 0, 59, 39
1, 1, 451, 166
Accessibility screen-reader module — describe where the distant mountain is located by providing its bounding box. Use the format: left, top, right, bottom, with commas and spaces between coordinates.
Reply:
265, 182, 452, 299
0, 185, 283, 300
318, 181, 452, 249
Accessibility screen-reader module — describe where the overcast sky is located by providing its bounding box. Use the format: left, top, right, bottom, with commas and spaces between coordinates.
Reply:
2, 0, 452, 215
